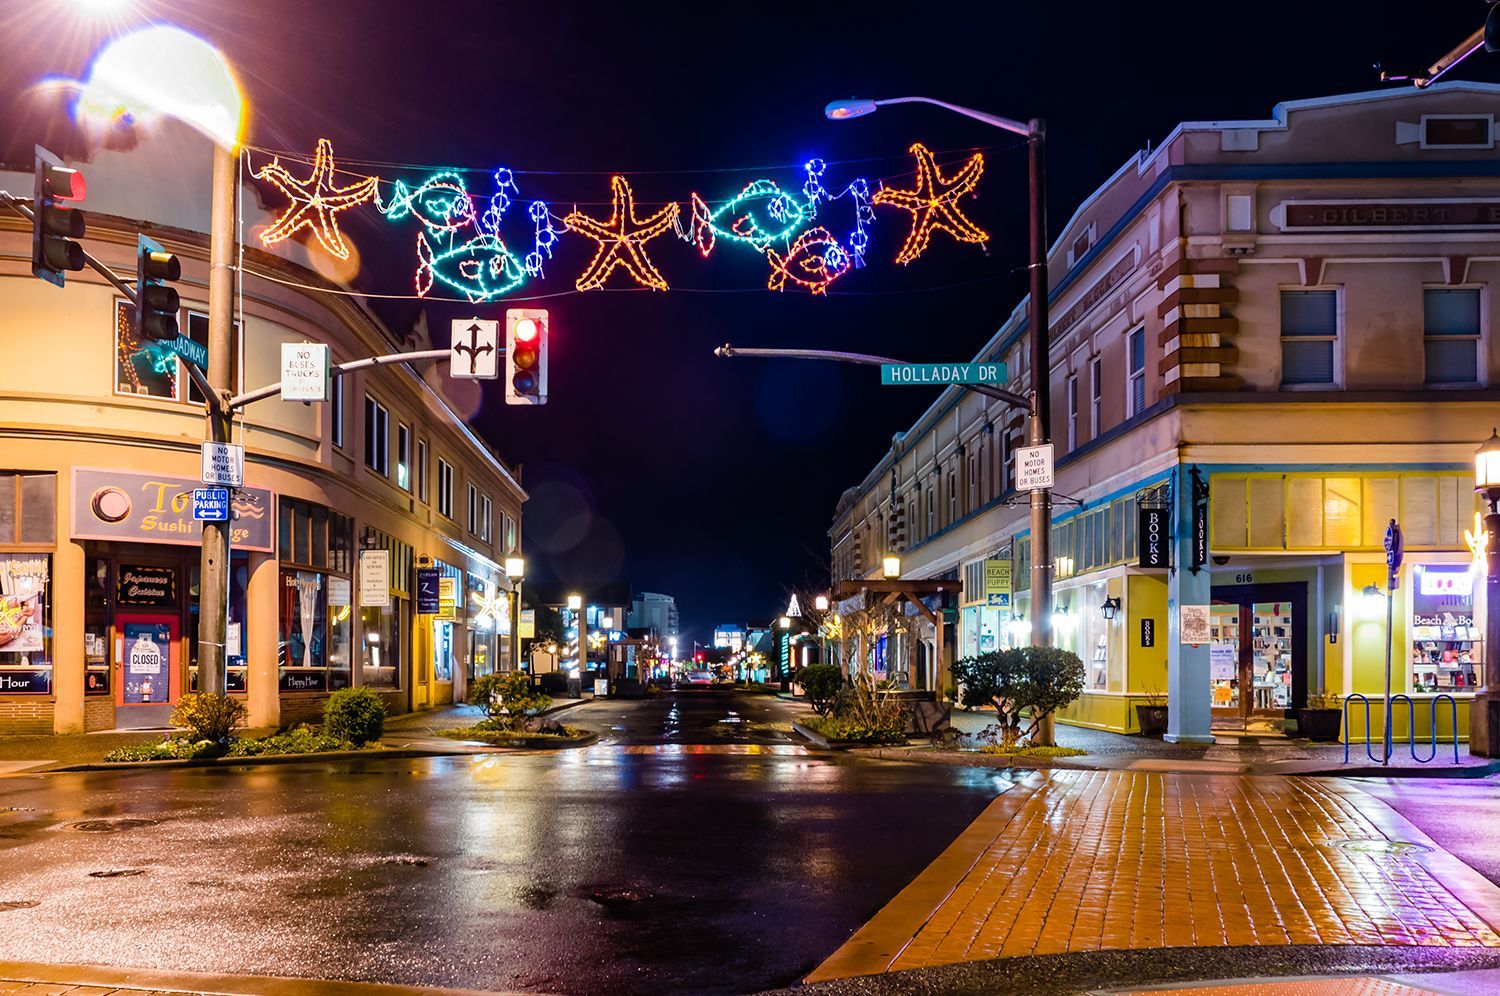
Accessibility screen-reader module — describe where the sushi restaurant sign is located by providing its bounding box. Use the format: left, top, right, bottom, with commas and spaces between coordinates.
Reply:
71, 469, 273, 552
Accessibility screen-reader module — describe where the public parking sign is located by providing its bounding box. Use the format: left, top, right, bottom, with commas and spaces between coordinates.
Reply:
192, 488, 230, 521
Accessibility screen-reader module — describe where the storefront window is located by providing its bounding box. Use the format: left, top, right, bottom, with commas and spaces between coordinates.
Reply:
1410, 563, 1483, 692
360, 602, 402, 688
0, 556, 51, 695
84, 557, 110, 694
188, 557, 250, 692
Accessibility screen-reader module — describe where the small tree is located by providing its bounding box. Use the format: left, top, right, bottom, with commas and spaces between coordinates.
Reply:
469, 671, 551, 726
170, 692, 246, 743
796, 663, 844, 716
952, 646, 1084, 749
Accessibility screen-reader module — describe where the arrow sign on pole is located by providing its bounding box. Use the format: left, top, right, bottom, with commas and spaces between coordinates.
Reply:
450, 318, 499, 379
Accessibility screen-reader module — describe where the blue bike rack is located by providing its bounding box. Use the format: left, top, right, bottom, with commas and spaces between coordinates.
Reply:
1343, 693, 1460, 764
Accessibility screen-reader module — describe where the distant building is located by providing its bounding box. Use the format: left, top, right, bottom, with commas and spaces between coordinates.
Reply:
712, 625, 746, 652
523, 582, 631, 674
628, 592, 679, 640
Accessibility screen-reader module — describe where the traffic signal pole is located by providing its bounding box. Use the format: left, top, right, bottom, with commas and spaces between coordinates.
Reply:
196, 145, 238, 697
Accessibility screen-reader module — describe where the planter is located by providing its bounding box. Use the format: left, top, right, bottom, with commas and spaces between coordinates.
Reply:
1296, 707, 1342, 742
1135, 703, 1168, 737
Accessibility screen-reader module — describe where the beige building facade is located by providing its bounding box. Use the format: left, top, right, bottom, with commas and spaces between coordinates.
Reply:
831, 82, 1500, 744
0, 128, 524, 734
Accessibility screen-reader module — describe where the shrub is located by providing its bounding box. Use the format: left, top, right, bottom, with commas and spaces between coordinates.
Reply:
796, 663, 844, 716
801, 713, 906, 745
952, 646, 1085, 746
226, 726, 355, 756
170, 692, 246, 743
833, 671, 909, 737
469, 671, 551, 724
323, 687, 387, 745
104, 738, 223, 762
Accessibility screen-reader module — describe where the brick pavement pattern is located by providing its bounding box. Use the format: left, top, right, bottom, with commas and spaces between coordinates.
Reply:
810, 771, 1500, 983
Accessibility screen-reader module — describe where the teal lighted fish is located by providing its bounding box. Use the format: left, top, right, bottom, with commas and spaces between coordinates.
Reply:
689, 179, 808, 256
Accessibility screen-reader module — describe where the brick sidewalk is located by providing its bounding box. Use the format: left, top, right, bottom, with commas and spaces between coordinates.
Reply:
808, 771, 1500, 983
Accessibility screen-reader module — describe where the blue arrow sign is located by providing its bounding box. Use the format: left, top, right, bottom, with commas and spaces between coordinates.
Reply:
192, 487, 231, 521
880, 362, 1007, 386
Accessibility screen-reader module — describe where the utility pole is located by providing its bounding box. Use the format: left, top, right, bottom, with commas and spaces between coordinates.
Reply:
1025, 118, 1055, 745
196, 145, 238, 696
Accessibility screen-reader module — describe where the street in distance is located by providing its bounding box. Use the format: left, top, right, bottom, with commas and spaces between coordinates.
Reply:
880, 361, 1008, 386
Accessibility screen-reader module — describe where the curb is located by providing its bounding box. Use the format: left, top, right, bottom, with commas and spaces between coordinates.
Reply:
48, 745, 466, 773
437, 731, 600, 750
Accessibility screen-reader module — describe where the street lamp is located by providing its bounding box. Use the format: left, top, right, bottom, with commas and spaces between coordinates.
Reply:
826, 94, 1054, 669
504, 557, 524, 672
778, 616, 791, 630
882, 554, 901, 579
814, 594, 830, 612
1472, 430, 1500, 755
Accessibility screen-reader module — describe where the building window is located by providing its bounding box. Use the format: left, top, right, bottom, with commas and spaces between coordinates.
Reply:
1067, 373, 1079, 449
112, 301, 239, 404
1127, 327, 1146, 415
480, 495, 492, 542
1424, 288, 1481, 386
396, 423, 411, 490
1280, 290, 1339, 387
185, 312, 240, 404
467, 483, 479, 534
364, 396, 389, 476
437, 458, 454, 518
947, 469, 957, 525
1090, 356, 1102, 437
0, 556, 52, 694
968, 453, 978, 511
330, 370, 344, 449
416, 440, 428, 501
926, 478, 935, 535
503, 513, 517, 554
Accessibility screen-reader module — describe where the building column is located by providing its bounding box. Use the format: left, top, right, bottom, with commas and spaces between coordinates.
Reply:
51, 538, 86, 734
245, 552, 279, 730
1166, 465, 1214, 743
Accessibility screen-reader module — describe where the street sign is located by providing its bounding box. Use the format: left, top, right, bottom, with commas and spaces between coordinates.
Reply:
191, 487, 230, 521
1385, 518, 1404, 590
359, 549, 390, 608
165, 334, 208, 370
200, 441, 244, 487
1014, 443, 1054, 492
451, 318, 499, 379
880, 362, 1007, 386
280, 342, 330, 401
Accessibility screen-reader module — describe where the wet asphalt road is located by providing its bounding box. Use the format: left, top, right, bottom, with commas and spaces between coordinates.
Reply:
0, 690, 1010, 995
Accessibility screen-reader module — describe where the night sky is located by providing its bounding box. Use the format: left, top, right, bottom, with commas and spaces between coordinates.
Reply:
4, 1, 1498, 642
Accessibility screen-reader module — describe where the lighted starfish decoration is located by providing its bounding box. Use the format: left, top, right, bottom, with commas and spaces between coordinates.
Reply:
253, 139, 379, 260
872, 143, 988, 265
563, 176, 679, 291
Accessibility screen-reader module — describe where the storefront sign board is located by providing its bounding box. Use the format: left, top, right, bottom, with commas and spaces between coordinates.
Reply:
0, 669, 51, 694
983, 559, 1012, 607
519, 608, 535, 639
1138, 507, 1169, 569
1180, 605, 1211, 646
416, 568, 441, 615
201, 441, 244, 487
280, 342, 331, 402
116, 565, 178, 607
359, 550, 391, 608
1140, 619, 1155, 647
73, 469, 273, 552
437, 576, 458, 621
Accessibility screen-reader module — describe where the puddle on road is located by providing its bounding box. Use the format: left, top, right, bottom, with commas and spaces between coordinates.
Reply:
0, 901, 39, 911
68, 818, 159, 833
89, 868, 147, 878
515, 882, 559, 909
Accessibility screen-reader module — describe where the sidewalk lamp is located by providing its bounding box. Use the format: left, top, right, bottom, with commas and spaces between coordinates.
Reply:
779, 616, 791, 629
814, 594, 830, 612
1101, 596, 1121, 621
882, 555, 901, 579
567, 594, 582, 610
504, 557, 524, 672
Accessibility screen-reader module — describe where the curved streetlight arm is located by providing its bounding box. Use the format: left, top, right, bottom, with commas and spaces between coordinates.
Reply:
871, 97, 1033, 138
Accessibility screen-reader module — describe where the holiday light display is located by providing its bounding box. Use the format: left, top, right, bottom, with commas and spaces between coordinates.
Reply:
252, 139, 379, 260
765, 227, 851, 295
380, 170, 529, 301
688, 179, 806, 257
564, 176, 679, 291
871, 143, 988, 265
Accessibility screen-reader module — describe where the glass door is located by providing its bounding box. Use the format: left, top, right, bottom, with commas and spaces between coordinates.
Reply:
115, 612, 179, 728
1250, 601, 1295, 715
1210, 603, 1242, 722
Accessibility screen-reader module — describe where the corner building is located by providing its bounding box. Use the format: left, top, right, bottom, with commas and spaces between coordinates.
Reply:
0, 126, 524, 733
830, 82, 1500, 743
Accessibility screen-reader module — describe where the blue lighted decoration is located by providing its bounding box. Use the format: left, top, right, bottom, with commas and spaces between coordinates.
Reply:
526, 199, 560, 276
802, 158, 829, 210
380, 169, 531, 302
688, 179, 808, 256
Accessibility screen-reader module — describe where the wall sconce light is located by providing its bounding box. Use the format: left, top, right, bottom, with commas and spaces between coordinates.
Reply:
1326, 605, 1340, 644
1101, 596, 1121, 621
1360, 584, 1386, 616
1051, 609, 1075, 633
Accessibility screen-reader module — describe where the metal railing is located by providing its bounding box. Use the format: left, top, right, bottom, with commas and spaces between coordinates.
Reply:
1343, 693, 1460, 764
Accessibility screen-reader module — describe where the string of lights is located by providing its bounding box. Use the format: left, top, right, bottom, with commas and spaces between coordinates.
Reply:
562, 176, 679, 291
871, 143, 989, 265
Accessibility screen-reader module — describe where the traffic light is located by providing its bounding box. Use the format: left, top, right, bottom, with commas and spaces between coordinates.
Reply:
31, 145, 86, 287
134, 234, 182, 341
505, 308, 548, 406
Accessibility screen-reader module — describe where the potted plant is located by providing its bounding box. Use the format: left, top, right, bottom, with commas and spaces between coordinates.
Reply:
1135, 687, 1168, 736
1297, 692, 1343, 742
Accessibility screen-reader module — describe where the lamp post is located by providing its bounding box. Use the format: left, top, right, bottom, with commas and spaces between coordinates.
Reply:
826, 95, 1053, 676
504, 557, 524, 673
1472, 430, 1500, 756
567, 593, 585, 690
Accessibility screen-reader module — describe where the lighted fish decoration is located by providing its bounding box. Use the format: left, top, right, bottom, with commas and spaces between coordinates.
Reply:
764, 227, 851, 295
380, 172, 476, 233
689, 179, 808, 256
415, 230, 527, 302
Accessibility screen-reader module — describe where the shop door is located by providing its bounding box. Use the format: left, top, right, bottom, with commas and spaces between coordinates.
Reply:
116, 612, 180, 728
1208, 583, 1308, 729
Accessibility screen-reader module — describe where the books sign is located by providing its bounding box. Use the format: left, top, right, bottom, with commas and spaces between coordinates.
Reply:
1138, 507, 1169, 569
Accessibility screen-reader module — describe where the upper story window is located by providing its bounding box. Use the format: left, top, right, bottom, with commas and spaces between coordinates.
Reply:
926, 476, 936, 535
415, 439, 428, 501
1424, 288, 1482, 387
1280, 290, 1339, 388
504, 513, 517, 553
1066, 374, 1079, 449
968, 453, 978, 511
437, 458, 454, 518
1127, 328, 1147, 415
330, 370, 344, 449
113, 301, 240, 404
480, 495, 492, 542
1090, 357, 1103, 437
467, 483, 479, 534
396, 423, 411, 491
363, 396, 389, 476
947, 469, 957, 524
1421, 115, 1494, 150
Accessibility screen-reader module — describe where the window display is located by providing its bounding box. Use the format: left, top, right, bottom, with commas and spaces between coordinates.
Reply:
0, 556, 51, 695
1250, 602, 1294, 710
1410, 564, 1483, 692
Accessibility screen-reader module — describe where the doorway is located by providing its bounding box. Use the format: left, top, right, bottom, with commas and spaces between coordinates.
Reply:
116, 612, 180, 729
1209, 582, 1307, 730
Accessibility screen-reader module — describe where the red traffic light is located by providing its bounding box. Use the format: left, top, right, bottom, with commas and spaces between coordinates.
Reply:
514, 317, 539, 343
